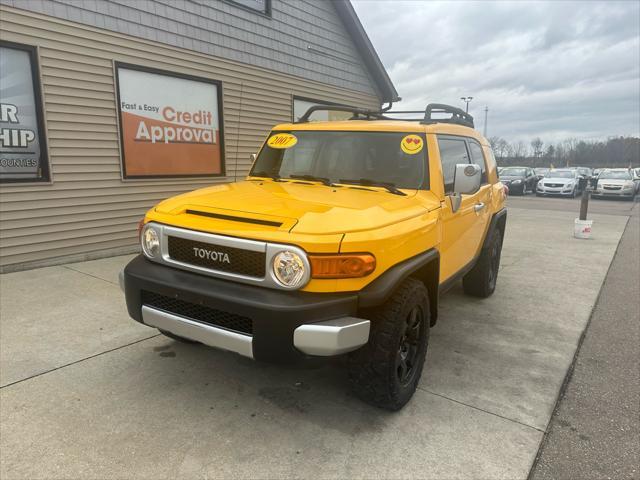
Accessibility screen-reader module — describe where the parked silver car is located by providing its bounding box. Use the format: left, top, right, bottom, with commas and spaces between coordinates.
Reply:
631, 168, 640, 194
536, 169, 582, 197
593, 169, 636, 200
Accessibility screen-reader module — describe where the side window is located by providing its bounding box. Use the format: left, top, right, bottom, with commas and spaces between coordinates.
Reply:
467, 140, 488, 184
437, 137, 470, 194
485, 147, 497, 175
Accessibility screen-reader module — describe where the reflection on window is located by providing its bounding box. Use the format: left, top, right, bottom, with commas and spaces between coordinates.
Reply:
437, 137, 469, 193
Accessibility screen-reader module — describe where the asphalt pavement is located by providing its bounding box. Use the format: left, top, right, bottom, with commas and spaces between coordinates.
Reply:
0, 196, 635, 479
530, 198, 639, 480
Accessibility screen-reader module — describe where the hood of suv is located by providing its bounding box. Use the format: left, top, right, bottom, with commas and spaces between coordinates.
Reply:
153, 180, 439, 235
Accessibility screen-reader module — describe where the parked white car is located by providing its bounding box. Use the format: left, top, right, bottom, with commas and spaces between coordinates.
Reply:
536, 169, 582, 197
592, 169, 636, 200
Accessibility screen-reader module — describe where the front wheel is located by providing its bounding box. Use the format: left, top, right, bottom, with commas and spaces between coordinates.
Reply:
463, 229, 503, 298
348, 278, 430, 411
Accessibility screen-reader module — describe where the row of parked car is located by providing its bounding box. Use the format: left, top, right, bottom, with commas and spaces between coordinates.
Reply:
497, 166, 640, 200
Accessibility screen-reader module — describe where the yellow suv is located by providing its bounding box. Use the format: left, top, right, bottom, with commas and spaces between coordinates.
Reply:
122, 103, 507, 410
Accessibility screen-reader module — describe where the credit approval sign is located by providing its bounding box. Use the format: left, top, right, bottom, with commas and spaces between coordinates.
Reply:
115, 64, 224, 178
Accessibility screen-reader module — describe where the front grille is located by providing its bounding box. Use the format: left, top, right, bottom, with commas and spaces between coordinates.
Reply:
546, 183, 564, 188
603, 185, 621, 190
168, 236, 265, 278
142, 291, 253, 335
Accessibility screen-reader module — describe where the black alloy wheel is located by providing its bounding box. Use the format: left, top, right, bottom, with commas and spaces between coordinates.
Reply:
396, 306, 425, 386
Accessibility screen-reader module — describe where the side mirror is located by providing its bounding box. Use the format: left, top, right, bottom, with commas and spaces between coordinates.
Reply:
250, 153, 257, 163
453, 163, 482, 195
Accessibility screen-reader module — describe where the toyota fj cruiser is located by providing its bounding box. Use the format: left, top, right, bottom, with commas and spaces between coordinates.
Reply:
121, 103, 507, 410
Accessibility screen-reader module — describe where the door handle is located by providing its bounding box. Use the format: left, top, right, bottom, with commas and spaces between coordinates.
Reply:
474, 202, 485, 213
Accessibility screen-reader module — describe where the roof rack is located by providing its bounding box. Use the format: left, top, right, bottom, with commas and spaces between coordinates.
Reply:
296, 103, 474, 128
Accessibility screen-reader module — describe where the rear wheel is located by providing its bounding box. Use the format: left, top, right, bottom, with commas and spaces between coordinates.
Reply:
463, 229, 503, 298
348, 278, 430, 411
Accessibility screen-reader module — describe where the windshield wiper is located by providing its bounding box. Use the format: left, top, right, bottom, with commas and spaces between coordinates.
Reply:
249, 171, 282, 181
287, 174, 334, 186
338, 178, 407, 196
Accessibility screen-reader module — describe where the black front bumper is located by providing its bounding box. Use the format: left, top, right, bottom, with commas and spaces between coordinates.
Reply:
124, 255, 358, 363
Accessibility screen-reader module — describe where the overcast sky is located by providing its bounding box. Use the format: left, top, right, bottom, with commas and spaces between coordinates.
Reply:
351, 0, 640, 144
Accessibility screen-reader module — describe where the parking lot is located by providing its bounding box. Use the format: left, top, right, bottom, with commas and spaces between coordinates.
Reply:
0, 196, 636, 479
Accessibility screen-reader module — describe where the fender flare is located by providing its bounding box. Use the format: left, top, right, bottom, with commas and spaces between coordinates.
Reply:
358, 249, 440, 324
483, 208, 507, 250
357, 208, 507, 325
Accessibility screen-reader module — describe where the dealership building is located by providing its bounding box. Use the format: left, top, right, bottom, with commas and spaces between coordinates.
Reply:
0, 0, 398, 271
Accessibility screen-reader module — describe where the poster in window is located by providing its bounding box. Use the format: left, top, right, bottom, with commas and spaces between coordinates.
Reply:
115, 64, 225, 178
0, 42, 49, 183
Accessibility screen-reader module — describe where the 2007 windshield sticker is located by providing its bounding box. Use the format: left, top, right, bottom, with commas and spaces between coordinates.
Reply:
267, 133, 298, 149
400, 135, 424, 154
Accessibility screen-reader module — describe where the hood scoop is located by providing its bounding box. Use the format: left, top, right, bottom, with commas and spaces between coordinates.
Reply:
185, 209, 283, 228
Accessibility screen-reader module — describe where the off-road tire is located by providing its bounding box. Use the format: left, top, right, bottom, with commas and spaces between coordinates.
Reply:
462, 228, 503, 298
158, 329, 198, 344
347, 277, 430, 411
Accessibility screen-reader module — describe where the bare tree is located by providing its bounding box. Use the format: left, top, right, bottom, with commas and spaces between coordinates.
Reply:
512, 141, 527, 160
531, 137, 544, 166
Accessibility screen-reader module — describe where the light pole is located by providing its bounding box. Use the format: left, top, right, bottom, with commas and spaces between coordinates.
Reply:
483, 106, 488, 137
460, 96, 473, 113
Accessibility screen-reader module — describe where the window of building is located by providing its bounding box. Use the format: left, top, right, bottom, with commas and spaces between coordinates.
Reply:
437, 137, 470, 193
0, 41, 50, 184
292, 97, 353, 122
115, 63, 225, 179
224, 0, 271, 16
467, 139, 488, 183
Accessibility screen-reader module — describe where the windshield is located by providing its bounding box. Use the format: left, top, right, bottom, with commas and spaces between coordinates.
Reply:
546, 170, 574, 178
535, 168, 549, 174
599, 171, 632, 180
251, 131, 427, 190
501, 168, 526, 176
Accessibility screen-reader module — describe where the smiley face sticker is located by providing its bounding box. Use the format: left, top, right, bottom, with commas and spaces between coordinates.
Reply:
267, 133, 298, 149
400, 134, 424, 155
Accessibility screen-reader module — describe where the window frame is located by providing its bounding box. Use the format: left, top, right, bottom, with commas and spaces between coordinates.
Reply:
252, 129, 431, 191
466, 138, 489, 184
0, 40, 51, 185
113, 61, 226, 180
291, 96, 355, 123
223, 0, 272, 17
436, 134, 472, 194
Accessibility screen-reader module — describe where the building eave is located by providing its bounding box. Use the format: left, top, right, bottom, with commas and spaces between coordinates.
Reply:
333, 0, 400, 104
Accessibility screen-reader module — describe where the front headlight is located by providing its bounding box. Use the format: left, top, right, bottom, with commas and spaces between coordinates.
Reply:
512, 179, 522, 184
272, 251, 306, 288
141, 224, 160, 258
565, 182, 574, 188
624, 181, 635, 189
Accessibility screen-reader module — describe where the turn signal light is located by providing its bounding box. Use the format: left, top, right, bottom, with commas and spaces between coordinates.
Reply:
309, 254, 376, 279
137, 218, 145, 237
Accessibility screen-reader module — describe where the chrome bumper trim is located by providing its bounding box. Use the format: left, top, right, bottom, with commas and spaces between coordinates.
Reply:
141, 305, 254, 358
143, 222, 311, 291
294, 317, 370, 356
